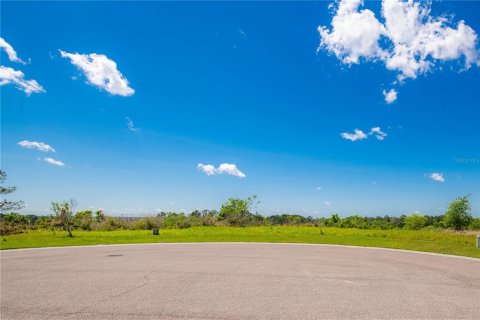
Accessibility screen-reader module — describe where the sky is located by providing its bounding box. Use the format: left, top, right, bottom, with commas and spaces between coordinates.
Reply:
1, 0, 479, 217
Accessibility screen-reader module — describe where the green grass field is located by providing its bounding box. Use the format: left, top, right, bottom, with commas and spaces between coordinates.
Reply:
1, 226, 479, 258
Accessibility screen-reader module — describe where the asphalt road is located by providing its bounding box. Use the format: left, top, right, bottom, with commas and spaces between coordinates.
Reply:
1, 243, 479, 319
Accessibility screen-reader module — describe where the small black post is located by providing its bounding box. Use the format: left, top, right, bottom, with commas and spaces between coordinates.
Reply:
153, 228, 159, 235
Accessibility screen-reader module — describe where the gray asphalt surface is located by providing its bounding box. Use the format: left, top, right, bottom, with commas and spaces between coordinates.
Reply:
1, 243, 479, 320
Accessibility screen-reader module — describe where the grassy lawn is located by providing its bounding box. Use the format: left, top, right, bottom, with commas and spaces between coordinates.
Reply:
1, 226, 479, 258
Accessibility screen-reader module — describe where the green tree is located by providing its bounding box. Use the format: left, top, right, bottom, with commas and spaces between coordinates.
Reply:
403, 213, 428, 230
219, 195, 259, 226
0, 170, 24, 213
442, 195, 472, 231
51, 200, 76, 237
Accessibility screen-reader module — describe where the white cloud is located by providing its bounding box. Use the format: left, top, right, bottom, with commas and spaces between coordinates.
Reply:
382, 0, 479, 80
369, 127, 387, 140
125, 117, 139, 132
44, 157, 65, 167
18, 140, 55, 152
383, 88, 398, 104
342, 126, 387, 141
341, 129, 368, 141
60, 50, 134, 96
217, 163, 246, 178
325, 201, 331, 206
318, 0, 387, 64
319, 0, 480, 89
0, 37, 26, 64
0, 66, 45, 95
317, 186, 323, 190
197, 163, 246, 178
429, 172, 445, 182
197, 163, 217, 176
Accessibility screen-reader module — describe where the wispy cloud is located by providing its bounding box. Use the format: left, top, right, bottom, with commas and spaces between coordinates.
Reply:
125, 117, 140, 132
369, 127, 387, 140
0, 66, 45, 95
341, 127, 388, 141
197, 163, 217, 176
60, 50, 134, 96
197, 163, 246, 178
0, 37, 26, 64
44, 157, 65, 167
429, 172, 445, 182
238, 28, 247, 38
383, 88, 397, 104
18, 140, 55, 152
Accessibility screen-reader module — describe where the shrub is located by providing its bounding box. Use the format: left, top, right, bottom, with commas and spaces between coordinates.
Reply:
132, 216, 163, 230
92, 216, 128, 231
326, 213, 341, 227
468, 217, 480, 230
74, 210, 94, 230
404, 213, 428, 230
340, 215, 368, 229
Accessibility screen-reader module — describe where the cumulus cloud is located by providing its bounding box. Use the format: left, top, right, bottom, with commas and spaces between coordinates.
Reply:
369, 127, 387, 140
429, 172, 445, 182
197, 163, 217, 176
382, 0, 479, 80
0, 37, 26, 64
383, 88, 398, 104
318, 0, 387, 64
319, 0, 480, 89
0, 66, 45, 95
125, 117, 139, 132
44, 157, 65, 167
197, 163, 246, 178
340, 129, 368, 141
217, 163, 246, 178
60, 50, 134, 96
18, 140, 55, 152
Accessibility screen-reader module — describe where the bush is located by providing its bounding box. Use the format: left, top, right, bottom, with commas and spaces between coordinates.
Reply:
74, 210, 94, 230
163, 213, 190, 228
131, 216, 163, 230
92, 217, 128, 231
404, 213, 428, 230
468, 218, 480, 230
442, 195, 472, 231
340, 215, 368, 229
326, 213, 341, 227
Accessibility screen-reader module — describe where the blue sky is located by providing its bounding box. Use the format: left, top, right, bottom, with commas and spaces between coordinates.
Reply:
1, 0, 479, 217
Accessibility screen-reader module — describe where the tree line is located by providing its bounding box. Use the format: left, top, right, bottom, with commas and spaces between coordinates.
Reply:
1, 170, 479, 236
1, 195, 479, 236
